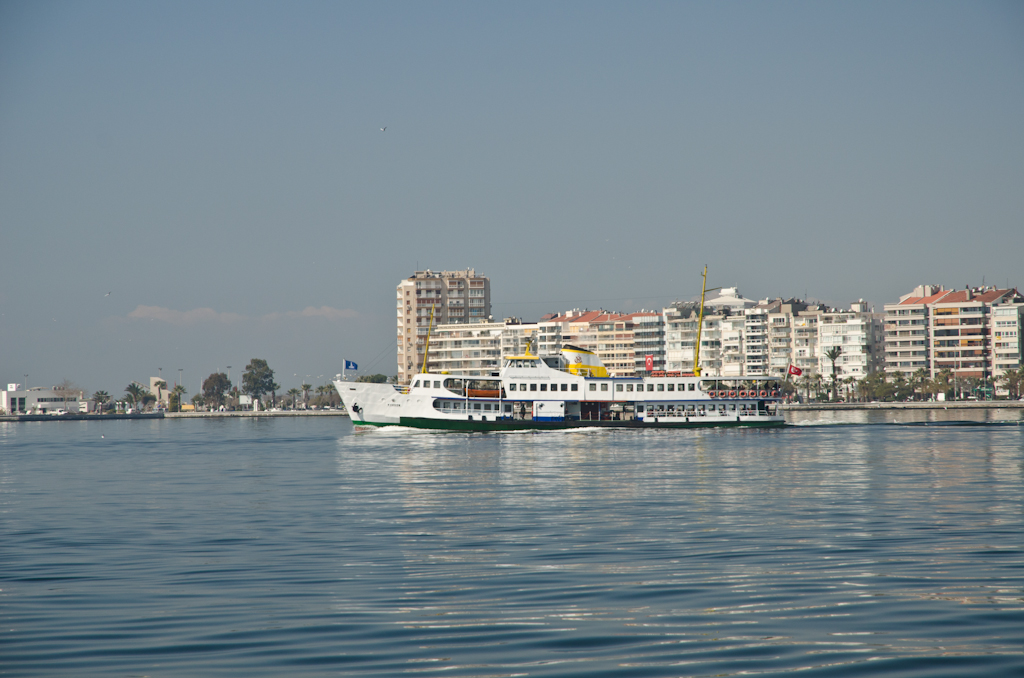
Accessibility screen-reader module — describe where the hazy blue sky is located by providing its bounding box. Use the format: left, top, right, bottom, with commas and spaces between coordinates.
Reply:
2, 1, 1022, 394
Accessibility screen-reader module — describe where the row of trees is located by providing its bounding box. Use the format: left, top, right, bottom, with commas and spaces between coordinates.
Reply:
86, 359, 298, 413
792, 367, 1023, 403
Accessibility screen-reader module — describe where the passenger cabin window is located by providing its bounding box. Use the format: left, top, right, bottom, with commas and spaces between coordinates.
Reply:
571, 384, 578, 391
561, 384, 568, 391
601, 383, 608, 391
413, 380, 420, 387
589, 383, 596, 391
667, 384, 674, 391
688, 383, 695, 391
615, 384, 623, 391
657, 384, 664, 391
509, 383, 516, 391
520, 383, 526, 391
540, 384, 547, 391
626, 384, 633, 392
433, 381, 440, 388
530, 383, 537, 391
647, 384, 654, 392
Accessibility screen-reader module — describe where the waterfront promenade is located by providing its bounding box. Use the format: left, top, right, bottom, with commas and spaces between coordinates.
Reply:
0, 411, 349, 422
783, 401, 1024, 411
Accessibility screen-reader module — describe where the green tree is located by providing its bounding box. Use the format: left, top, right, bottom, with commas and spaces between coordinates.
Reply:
286, 388, 301, 409
191, 394, 206, 410
202, 372, 232, 409
355, 374, 389, 383
91, 390, 111, 413
125, 382, 147, 411
152, 380, 167, 406
823, 346, 843, 401
301, 383, 312, 406
998, 368, 1023, 400
242, 359, 280, 407
169, 384, 187, 412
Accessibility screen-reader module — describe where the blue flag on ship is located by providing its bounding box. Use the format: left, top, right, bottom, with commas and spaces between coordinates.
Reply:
345, 360, 358, 370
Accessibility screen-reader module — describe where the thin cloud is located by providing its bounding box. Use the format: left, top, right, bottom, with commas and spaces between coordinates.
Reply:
127, 304, 358, 326
128, 305, 245, 325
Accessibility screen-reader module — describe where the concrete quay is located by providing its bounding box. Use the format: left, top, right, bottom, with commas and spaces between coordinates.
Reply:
164, 410, 348, 418
782, 401, 1024, 411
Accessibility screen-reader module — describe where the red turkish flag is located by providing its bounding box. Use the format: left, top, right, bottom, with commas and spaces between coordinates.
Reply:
645, 354, 654, 372
788, 364, 802, 376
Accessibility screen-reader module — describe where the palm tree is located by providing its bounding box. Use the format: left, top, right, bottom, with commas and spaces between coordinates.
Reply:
842, 376, 856, 402
823, 346, 842, 401
301, 383, 312, 407
998, 368, 1023, 400
153, 380, 167, 407
170, 384, 187, 412
909, 368, 929, 401
91, 390, 110, 413
286, 388, 301, 409
124, 383, 146, 411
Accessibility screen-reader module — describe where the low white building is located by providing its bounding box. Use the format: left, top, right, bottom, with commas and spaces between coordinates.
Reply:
2, 383, 91, 414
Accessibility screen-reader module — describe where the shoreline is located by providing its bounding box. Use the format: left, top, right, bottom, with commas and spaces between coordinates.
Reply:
782, 401, 1024, 411
0, 411, 349, 422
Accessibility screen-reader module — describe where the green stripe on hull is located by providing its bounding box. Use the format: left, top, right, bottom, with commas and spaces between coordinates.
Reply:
351, 417, 785, 432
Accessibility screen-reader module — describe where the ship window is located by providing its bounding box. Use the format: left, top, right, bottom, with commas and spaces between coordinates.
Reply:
530, 383, 537, 391
561, 383, 567, 391
540, 383, 547, 391
657, 384, 664, 391
647, 384, 654, 392
626, 384, 633, 392
433, 381, 440, 388
571, 384, 578, 391
667, 383, 674, 391
509, 383, 516, 391
484, 403, 491, 411
688, 383, 695, 391
601, 383, 608, 391
730, 404, 736, 411
413, 380, 420, 387
474, 403, 481, 410
504, 404, 512, 413
615, 384, 623, 392
520, 383, 526, 391
589, 383, 597, 391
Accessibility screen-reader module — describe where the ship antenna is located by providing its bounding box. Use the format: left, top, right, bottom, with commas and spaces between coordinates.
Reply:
421, 304, 435, 374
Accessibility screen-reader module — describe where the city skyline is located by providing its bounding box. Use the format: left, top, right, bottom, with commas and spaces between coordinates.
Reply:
3, 2, 1022, 392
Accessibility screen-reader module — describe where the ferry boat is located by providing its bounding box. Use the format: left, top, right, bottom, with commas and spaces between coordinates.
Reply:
333, 346, 785, 431
333, 266, 785, 432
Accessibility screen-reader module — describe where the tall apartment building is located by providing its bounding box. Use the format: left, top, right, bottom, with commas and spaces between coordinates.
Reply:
632, 311, 666, 374
884, 285, 1023, 382
816, 301, 884, 379
397, 269, 490, 384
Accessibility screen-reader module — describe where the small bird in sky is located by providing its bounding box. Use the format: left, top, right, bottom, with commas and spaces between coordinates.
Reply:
105, 291, 111, 296
380, 127, 386, 132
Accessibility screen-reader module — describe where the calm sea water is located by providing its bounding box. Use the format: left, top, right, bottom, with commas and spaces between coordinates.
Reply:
1, 413, 1022, 677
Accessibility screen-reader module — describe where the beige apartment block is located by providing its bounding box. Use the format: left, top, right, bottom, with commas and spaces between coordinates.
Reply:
397, 269, 490, 384
884, 284, 1023, 382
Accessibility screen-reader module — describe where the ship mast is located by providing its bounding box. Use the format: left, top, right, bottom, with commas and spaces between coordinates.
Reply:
693, 266, 708, 377
420, 304, 435, 374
